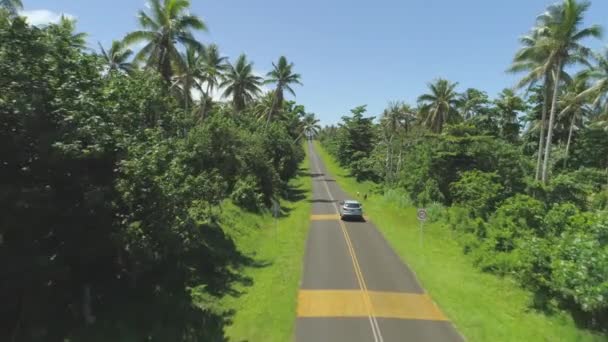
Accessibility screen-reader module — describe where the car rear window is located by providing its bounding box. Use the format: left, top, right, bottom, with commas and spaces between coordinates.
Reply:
345, 203, 360, 209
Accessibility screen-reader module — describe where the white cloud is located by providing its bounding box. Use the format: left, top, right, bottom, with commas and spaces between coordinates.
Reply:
19, 9, 75, 26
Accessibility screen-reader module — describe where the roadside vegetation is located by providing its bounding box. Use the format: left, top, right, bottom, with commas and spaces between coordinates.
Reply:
220, 149, 312, 342
319, 0, 607, 338
315, 142, 604, 341
0, 0, 317, 340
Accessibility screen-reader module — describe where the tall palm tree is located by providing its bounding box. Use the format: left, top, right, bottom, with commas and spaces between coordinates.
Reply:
198, 44, 228, 117
265, 56, 302, 125
0, 0, 22, 15
99, 40, 134, 74
200, 44, 228, 97
579, 49, 608, 114
457, 88, 489, 120
509, 29, 555, 181
220, 54, 262, 111
380, 102, 405, 182
536, 0, 602, 183
124, 0, 206, 83
252, 92, 276, 120
46, 16, 87, 49
173, 46, 204, 112
495, 88, 526, 140
417, 79, 460, 133
302, 113, 321, 141
559, 76, 592, 167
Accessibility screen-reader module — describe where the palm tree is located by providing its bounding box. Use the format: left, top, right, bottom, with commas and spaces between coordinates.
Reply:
417, 79, 460, 133
220, 54, 262, 111
124, 0, 206, 83
536, 0, 602, 183
265, 56, 302, 126
302, 113, 321, 141
457, 88, 489, 119
0, 0, 22, 15
252, 92, 276, 120
173, 46, 204, 112
198, 44, 228, 117
509, 29, 555, 181
579, 49, 608, 114
380, 102, 405, 182
559, 76, 592, 167
99, 40, 134, 74
495, 89, 526, 141
45, 16, 87, 49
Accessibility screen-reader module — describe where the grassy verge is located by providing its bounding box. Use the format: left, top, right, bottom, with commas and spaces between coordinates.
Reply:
314, 141, 604, 342
218, 149, 312, 342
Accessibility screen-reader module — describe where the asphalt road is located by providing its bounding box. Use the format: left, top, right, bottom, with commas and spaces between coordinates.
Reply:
295, 142, 463, 342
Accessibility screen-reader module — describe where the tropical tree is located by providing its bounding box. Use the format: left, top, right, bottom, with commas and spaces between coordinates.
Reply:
47, 16, 87, 49
417, 79, 460, 133
124, 0, 206, 82
457, 88, 489, 119
252, 92, 276, 121
509, 29, 555, 181
174, 46, 203, 112
198, 43, 228, 117
0, 0, 22, 15
579, 49, 608, 114
99, 40, 134, 74
265, 56, 302, 125
380, 102, 405, 182
221, 54, 262, 111
559, 76, 592, 167
494, 88, 526, 141
535, 0, 602, 183
302, 113, 321, 141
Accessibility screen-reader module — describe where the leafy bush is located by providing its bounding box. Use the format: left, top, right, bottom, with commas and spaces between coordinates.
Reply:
451, 170, 503, 216
472, 195, 544, 274
546, 173, 593, 210
231, 176, 265, 211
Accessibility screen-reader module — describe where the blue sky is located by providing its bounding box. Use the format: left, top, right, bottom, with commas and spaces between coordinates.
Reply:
21, 0, 608, 125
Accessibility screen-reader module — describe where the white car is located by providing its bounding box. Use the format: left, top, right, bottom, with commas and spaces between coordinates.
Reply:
339, 200, 364, 221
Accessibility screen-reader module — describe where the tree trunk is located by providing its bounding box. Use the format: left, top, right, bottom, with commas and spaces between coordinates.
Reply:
396, 143, 403, 176
563, 113, 575, 168
184, 79, 191, 113
83, 284, 95, 324
265, 89, 280, 131
384, 141, 391, 182
11, 289, 25, 342
200, 83, 212, 121
535, 73, 551, 181
542, 61, 562, 184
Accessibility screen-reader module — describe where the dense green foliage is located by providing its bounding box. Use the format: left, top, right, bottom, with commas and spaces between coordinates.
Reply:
0, 5, 313, 340
319, 1, 608, 332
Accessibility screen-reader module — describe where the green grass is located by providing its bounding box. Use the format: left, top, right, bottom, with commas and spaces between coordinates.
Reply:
314, 141, 605, 342
218, 149, 312, 342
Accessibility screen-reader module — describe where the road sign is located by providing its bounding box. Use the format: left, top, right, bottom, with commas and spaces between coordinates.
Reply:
417, 208, 427, 222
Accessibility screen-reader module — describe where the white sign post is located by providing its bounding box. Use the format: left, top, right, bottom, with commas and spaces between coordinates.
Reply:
417, 208, 427, 249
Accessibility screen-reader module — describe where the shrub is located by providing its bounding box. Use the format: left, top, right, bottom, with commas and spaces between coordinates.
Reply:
450, 170, 503, 217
